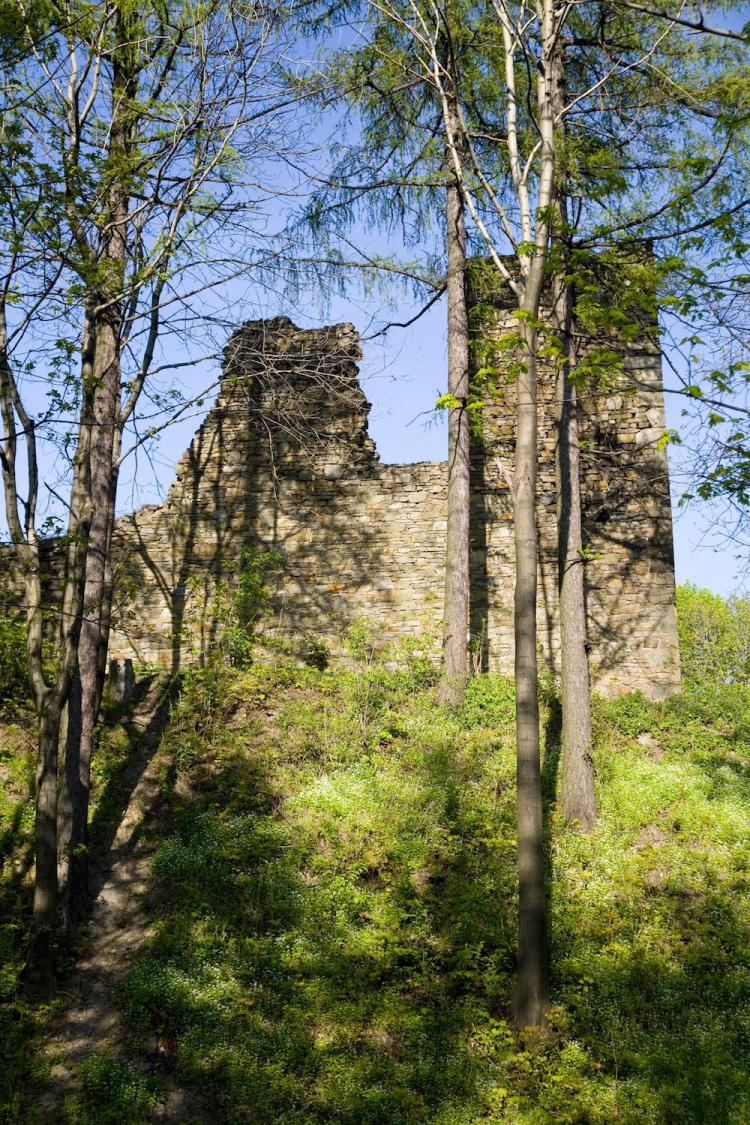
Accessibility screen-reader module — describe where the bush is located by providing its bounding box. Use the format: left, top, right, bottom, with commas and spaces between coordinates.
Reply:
227, 548, 284, 666
0, 617, 27, 706
676, 583, 750, 685
183, 547, 283, 669
461, 674, 515, 728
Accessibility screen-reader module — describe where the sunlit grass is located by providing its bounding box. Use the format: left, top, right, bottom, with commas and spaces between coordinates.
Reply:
2, 602, 748, 1123
102, 659, 750, 1123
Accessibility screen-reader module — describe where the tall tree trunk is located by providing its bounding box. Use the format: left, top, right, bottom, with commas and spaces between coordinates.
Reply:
511, 318, 549, 1027
553, 281, 596, 830
57, 8, 134, 932
549, 49, 596, 832
511, 2, 556, 1025
60, 434, 119, 932
30, 694, 63, 975
57, 322, 96, 932
19, 398, 90, 982
1, 335, 67, 968
59, 671, 81, 935
438, 144, 471, 706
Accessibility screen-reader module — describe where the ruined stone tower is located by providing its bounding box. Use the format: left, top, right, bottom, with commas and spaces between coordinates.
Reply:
104, 312, 680, 697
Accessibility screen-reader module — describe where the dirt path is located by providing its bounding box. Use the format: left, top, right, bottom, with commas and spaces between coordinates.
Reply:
40, 679, 201, 1121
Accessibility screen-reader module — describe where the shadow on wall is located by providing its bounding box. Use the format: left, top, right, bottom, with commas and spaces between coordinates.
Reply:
107, 319, 404, 672
103, 315, 679, 697
113, 397, 253, 674
468, 311, 680, 696
578, 355, 680, 697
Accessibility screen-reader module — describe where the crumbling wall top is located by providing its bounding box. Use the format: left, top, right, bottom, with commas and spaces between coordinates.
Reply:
218, 316, 377, 476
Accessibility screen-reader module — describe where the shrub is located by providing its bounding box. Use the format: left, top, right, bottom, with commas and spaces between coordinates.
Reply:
462, 673, 515, 728
183, 547, 283, 668
677, 583, 750, 685
228, 547, 284, 665
0, 617, 28, 707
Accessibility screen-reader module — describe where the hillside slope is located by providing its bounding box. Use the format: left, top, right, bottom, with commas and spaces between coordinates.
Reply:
2, 584, 750, 1123
3, 653, 746, 1122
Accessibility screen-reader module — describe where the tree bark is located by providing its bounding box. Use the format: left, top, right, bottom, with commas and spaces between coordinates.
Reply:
57, 8, 134, 932
25, 689, 67, 994
511, 1, 555, 1026
59, 426, 118, 932
32, 696, 62, 939
549, 49, 596, 832
58, 670, 81, 934
438, 144, 471, 706
9, 396, 90, 981
554, 284, 596, 830
511, 319, 549, 1028
56, 321, 95, 931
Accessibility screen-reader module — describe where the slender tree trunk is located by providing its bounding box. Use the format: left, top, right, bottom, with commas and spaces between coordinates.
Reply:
58, 8, 134, 931
61, 637, 99, 936
510, 0, 556, 1021
60, 482, 118, 931
512, 318, 549, 1027
59, 672, 81, 935
554, 282, 596, 830
16, 400, 90, 980
57, 323, 96, 932
1, 338, 68, 967
32, 696, 62, 946
59, 317, 121, 932
438, 145, 471, 705
549, 49, 596, 831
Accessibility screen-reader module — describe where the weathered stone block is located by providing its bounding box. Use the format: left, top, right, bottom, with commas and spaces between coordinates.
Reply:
67, 311, 685, 698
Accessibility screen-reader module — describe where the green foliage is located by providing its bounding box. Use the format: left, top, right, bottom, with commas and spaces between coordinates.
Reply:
461, 673, 515, 728
235, 549, 284, 630
344, 616, 379, 665
0, 677, 174, 1124
0, 617, 27, 706
677, 583, 750, 685
0, 706, 54, 1120
0, 713, 35, 965
184, 547, 283, 669
79, 657, 747, 1122
3, 634, 749, 1120
117, 663, 519, 1122
0, 989, 49, 1124
66, 1056, 161, 1124
298, 634, 330, 670
435, 392, 463, 411
389, 634, 437, 691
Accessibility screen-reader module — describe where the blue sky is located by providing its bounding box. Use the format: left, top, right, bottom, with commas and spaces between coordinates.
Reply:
8, 8, 748, 599
357, 297, 747, 598
122, 281, 746, 599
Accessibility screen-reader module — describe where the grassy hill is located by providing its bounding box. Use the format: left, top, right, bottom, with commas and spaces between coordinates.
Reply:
1, 589, 749, 1122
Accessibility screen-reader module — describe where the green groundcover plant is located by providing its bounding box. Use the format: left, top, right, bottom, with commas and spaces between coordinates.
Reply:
0, 591, 748, 1122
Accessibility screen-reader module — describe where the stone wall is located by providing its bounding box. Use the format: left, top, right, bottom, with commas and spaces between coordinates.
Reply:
108, 319, 448, 667
101, 312, 680, 697
468, 291, 680, 697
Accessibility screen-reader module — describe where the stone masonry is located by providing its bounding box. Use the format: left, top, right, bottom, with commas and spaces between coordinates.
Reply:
101, 310, 681, 698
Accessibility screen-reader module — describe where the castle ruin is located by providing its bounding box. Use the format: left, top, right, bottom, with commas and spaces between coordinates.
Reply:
104, 310, 681, 698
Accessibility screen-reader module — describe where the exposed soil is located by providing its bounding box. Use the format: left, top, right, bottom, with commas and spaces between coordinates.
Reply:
39, 679, 205, 1122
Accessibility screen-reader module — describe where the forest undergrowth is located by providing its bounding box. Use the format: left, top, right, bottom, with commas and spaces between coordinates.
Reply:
1, 592, 749, 1123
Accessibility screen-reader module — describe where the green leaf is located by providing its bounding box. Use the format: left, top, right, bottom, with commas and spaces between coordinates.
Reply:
435, 393, 462, 411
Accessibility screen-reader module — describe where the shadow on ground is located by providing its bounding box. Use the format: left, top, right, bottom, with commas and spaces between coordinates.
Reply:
4, 668, 749, 1124
103, 668, 750, 1124
112, 665, 519, 1124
